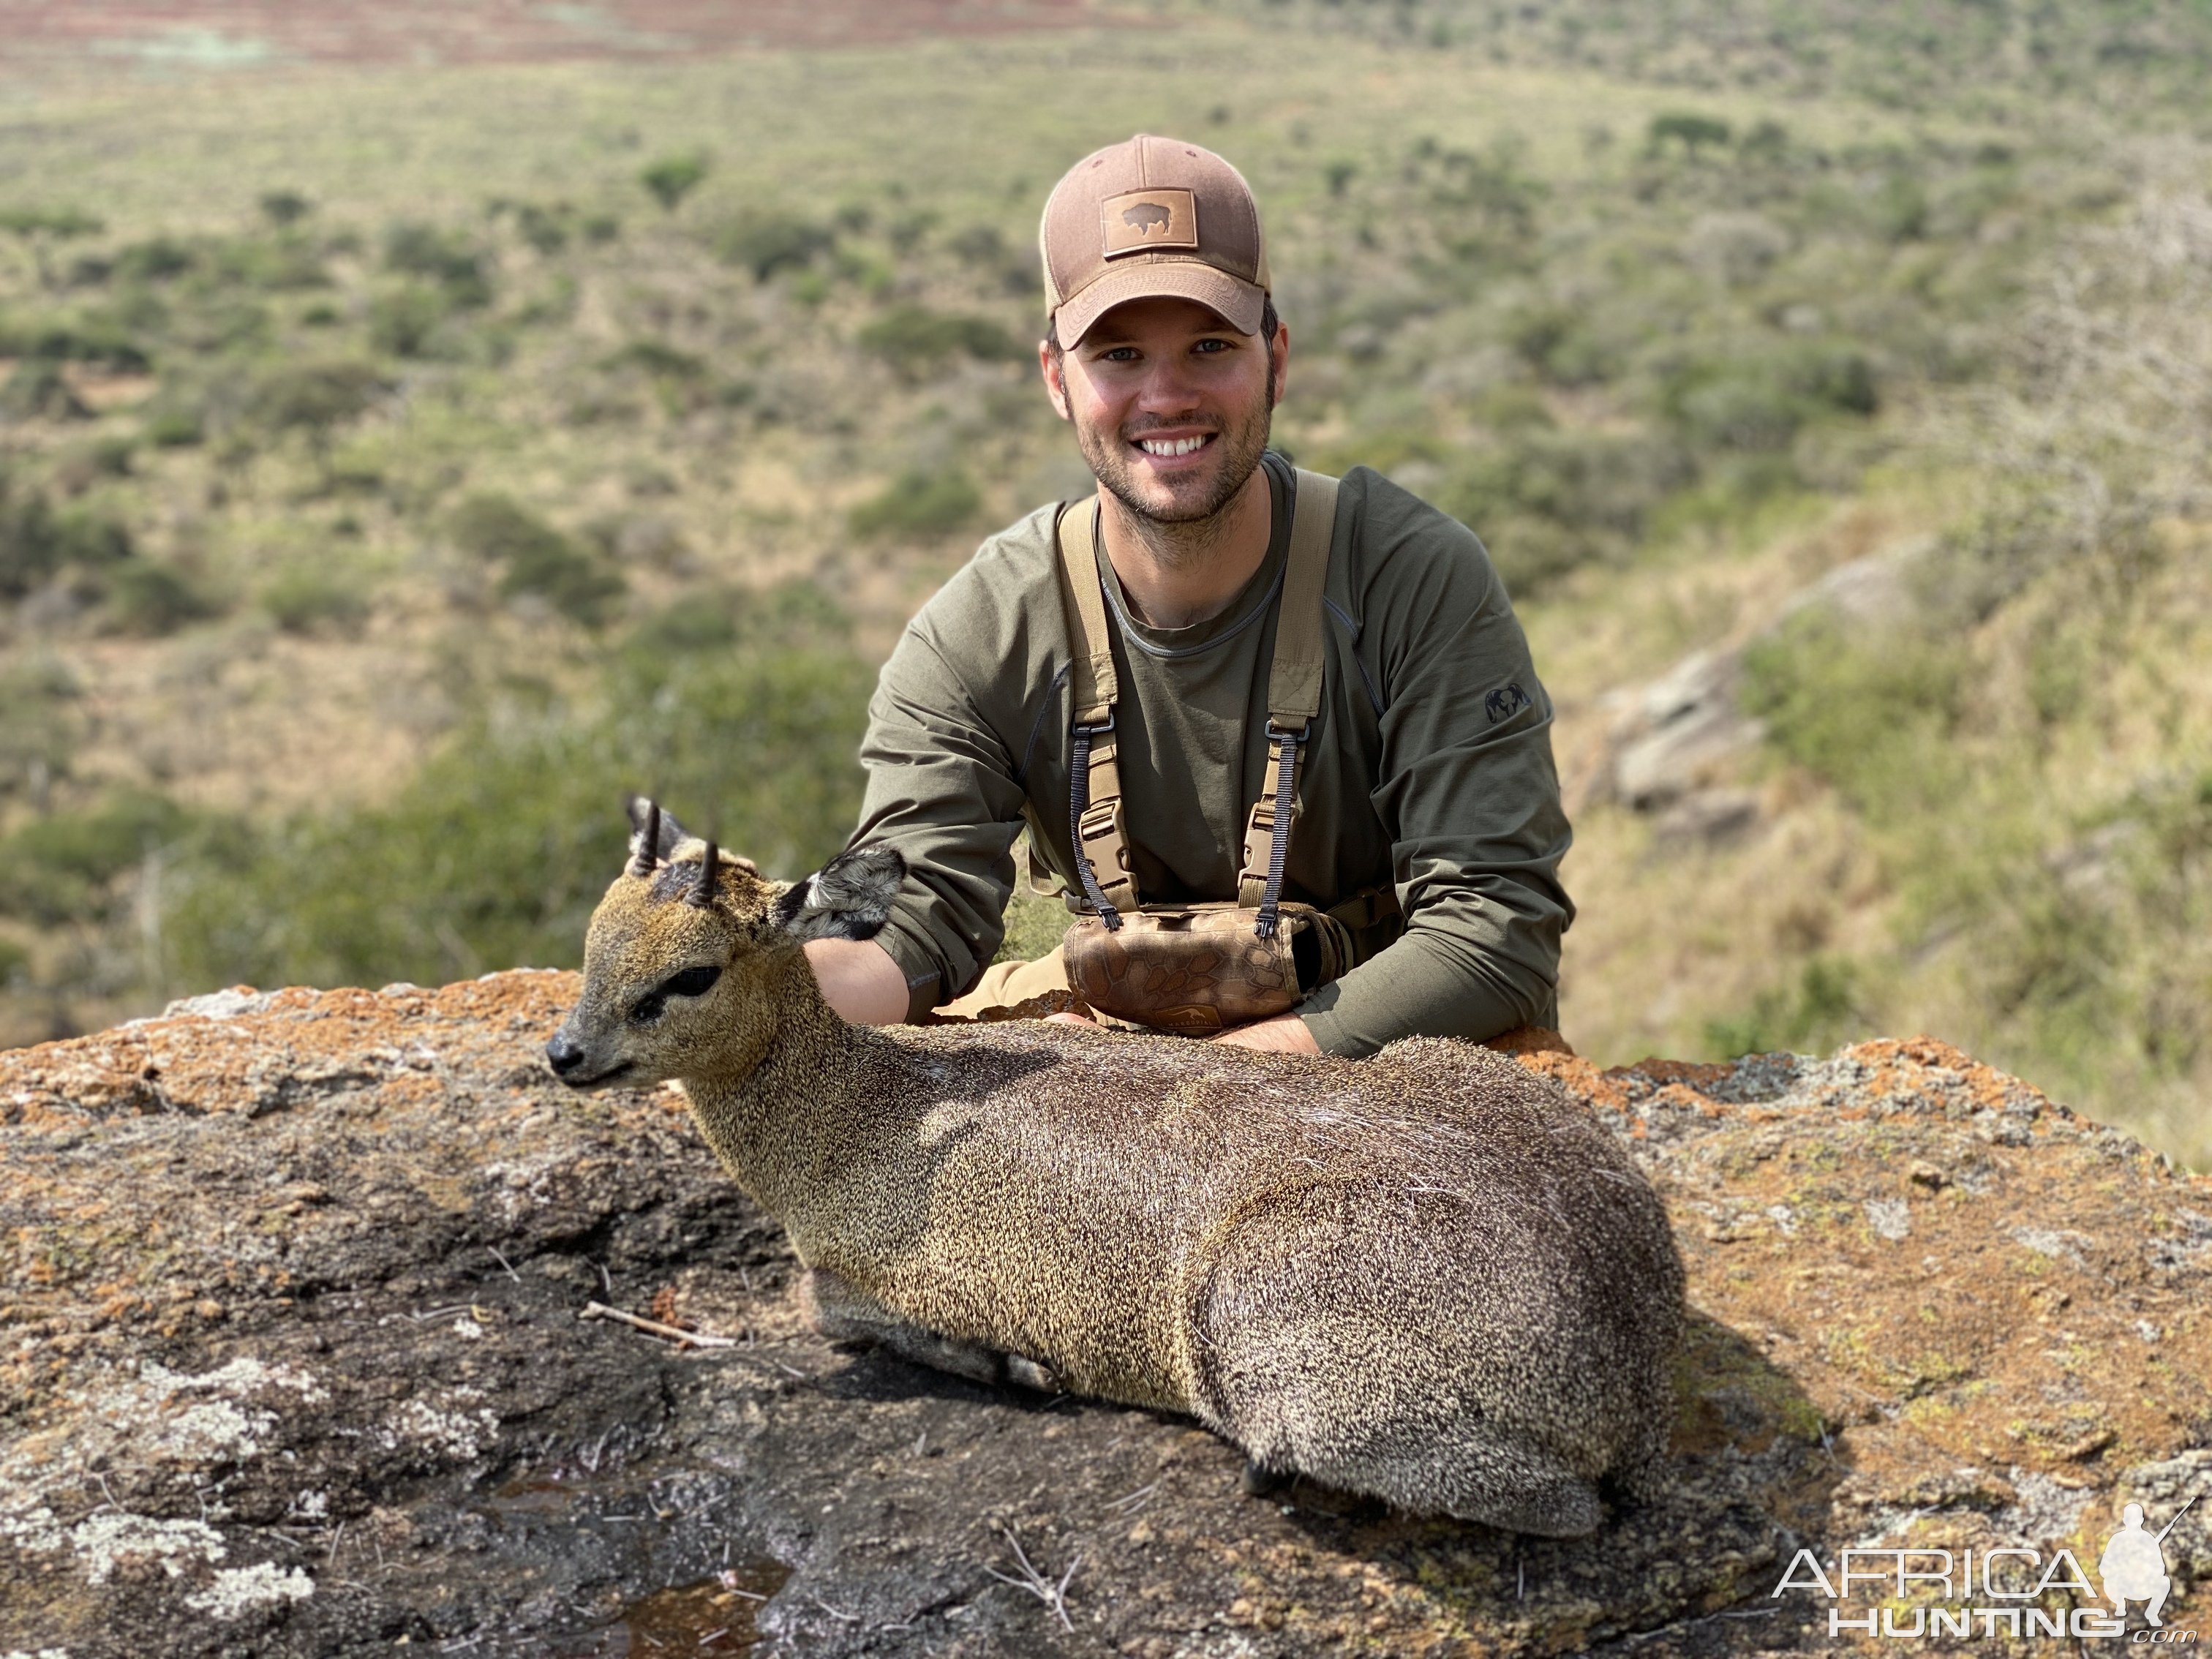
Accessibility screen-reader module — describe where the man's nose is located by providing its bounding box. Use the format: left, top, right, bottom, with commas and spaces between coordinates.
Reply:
545, 1031, 587, 1077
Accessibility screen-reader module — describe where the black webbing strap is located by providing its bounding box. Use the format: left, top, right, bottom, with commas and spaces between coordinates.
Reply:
1068, 713, 1121, 930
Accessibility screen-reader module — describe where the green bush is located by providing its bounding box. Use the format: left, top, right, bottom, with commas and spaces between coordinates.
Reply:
449, 494, 625, 627
0, 315, 151, 371
0, 790, 192, 925
259, 190, 314, 227
113, 236, 198, 283
1647, 112, 1732, 156
368, 285, 456, 358
143, 406, 205, 447
1705, 957, 1867, 1058
0, 360, 89, 421
1, 489, 135, 598
382, 222, 492, 306
849, 468, 984, 539
261, 564, 369, 636
251, 359, 385, 440
513, 202, 570, 255
105, 560, 219, 636
857, 304, 1023, 377
1742, 610, 1963, 817
639, 152, 710, 213
718, 212, 833, 281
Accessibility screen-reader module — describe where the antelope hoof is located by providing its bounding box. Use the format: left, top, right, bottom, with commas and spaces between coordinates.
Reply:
1004, 1355, 1061, 1393
1242, 1459, 1293, 1498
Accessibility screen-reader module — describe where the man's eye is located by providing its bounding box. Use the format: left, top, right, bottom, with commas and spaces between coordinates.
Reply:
1194, 338, 1233, 353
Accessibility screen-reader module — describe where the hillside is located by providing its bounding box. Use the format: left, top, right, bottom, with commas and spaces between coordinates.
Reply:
0, 1, 2205, 1164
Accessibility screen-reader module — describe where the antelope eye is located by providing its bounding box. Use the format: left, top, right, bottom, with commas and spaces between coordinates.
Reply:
663, 964, 722, 998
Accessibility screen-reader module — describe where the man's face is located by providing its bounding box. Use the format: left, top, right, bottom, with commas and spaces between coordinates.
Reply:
1041, 295, 1289, 528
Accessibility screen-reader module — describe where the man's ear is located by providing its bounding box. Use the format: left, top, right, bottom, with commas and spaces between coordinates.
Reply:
775, 845, 906, 941
625, 795, 689, 868
1039, 337, 1072, 423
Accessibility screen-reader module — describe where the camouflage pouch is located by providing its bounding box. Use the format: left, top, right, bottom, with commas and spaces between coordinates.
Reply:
1061, 901, 1356, 1037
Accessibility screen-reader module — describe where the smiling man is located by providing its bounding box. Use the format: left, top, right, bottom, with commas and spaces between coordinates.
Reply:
804, 135, 1573, 1056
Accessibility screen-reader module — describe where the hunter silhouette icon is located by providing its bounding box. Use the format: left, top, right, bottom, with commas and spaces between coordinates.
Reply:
2101, 1497, 2196, 1625
1121, 200, 1173, 235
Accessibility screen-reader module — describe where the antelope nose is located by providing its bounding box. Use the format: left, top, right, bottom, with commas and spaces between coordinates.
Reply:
545, 1032, 587, 1077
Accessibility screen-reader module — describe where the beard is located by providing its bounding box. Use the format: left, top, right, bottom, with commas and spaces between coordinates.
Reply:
1071, 372, 1276, 560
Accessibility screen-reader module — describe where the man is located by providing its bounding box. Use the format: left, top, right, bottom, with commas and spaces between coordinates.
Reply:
804, 134, 1572, 1056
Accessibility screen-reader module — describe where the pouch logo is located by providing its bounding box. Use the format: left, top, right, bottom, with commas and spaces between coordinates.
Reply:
1485, 682, 1533, 724
1101, 188, 1199, 257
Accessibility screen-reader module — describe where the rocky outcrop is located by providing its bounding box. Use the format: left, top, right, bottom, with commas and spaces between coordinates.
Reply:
1, 974, 2206, 1657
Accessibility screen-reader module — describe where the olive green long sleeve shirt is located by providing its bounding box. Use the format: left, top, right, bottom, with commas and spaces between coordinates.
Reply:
850, 454, 1574, 1057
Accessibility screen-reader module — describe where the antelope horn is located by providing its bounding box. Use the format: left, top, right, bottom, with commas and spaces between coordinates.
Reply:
689, 840, 718, 908
631, 800, 661, 876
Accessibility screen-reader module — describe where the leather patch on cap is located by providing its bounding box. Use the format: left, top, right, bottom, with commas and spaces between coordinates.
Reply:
1101, 188, 1198, 257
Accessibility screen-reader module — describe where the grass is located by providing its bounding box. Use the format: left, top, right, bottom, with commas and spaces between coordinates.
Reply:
0, 14, 2202, 1165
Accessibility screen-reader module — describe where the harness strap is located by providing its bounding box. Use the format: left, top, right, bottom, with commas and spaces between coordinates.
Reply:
1056, 501, 1135, 925
1236, 468, 1339, 910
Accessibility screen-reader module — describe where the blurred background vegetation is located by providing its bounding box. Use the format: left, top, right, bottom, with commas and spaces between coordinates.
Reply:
0, 0, 2205, 1166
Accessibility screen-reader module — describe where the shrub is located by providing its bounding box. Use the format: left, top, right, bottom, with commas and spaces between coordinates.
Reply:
250, 360, 385, 441
259, 190, 314, 227
0, 790, 192, 924
1647, 112, 1732, 157
1705, 957, 1867, 1059
0, 360, 89, 421
848, 468, 984, 539
368, 285, 451, 358
143, 406, 205, 447
113, 236, 198, 283
718, 213, 833, 280
1742, 611, 1963, 817
449, 494, 624, 628
513, 202, 569, 255
857, 304, 1022, 377
382, 223, 492, 306
261, 564, 368, 635
639, 153, 710, 212
106, 560, 218, 636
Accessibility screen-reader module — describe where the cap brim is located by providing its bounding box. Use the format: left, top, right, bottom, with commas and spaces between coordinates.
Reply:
1054, 259, 1265, 350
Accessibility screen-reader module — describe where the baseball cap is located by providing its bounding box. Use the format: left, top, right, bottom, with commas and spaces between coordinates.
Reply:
1040, 135, 1271, 350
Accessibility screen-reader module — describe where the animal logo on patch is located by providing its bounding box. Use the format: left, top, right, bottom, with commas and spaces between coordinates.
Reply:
1100, 187, 1200, 257
1485, 682, 1534, 724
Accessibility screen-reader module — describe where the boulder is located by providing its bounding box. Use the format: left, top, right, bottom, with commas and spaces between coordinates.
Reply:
1, 974, 2206, 1656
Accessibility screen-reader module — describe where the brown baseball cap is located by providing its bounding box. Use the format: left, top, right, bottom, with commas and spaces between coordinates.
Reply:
1040, 134, 1271, 349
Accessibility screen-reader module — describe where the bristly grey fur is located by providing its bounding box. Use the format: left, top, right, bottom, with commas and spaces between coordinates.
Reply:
774, 846, 904, 941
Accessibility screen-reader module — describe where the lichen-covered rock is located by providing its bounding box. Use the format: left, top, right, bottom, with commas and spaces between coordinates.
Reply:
1, 977, 2205, 1656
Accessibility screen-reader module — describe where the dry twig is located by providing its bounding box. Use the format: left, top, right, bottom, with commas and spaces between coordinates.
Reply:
983, 1524, 1080, 1633
579, 1300, 736, 1348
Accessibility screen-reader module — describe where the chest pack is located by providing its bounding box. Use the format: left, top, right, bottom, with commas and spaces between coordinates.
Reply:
1052, 468, 1395, 1036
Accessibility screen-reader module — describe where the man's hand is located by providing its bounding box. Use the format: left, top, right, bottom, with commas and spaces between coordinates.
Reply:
1211, 1013, 1320, 1053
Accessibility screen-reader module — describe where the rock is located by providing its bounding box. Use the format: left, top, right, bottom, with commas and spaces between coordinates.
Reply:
2, 977, 2208, 1657
1588, 649, 1764, 817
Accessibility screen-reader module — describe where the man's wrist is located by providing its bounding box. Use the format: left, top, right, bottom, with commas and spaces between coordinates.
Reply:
802, 936, 910, 1026
1211, 1012, 1321, 1054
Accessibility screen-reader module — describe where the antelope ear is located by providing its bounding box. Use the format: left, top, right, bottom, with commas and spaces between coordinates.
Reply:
625, 795, 688, 868
774, 845, 906, 941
